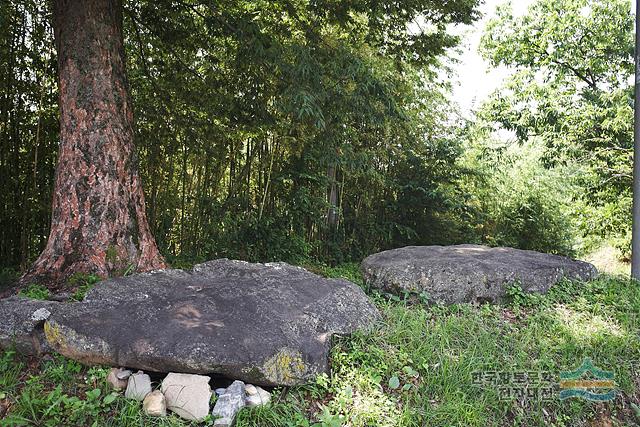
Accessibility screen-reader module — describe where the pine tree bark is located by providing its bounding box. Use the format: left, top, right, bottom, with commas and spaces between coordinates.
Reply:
20, 0, 166, 287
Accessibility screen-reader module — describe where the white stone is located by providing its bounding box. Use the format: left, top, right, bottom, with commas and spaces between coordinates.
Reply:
215, 388, 227, 396
245, 386, 271, 407
212, 380, 245, 426
161, 373, 212, 421
143, 390, 166, 417
125, 372, 152, 401
244, 384, 257, 396
116, 369, 132, 380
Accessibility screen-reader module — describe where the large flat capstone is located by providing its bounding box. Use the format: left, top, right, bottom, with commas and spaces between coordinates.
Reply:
0, 296, 59, 355
43, 259, 380, 386
361, 244, 597, 304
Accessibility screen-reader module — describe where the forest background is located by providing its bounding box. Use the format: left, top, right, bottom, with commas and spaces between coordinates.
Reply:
0, 0, 633, 277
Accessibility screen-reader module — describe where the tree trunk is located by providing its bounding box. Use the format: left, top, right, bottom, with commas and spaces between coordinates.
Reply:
327, 164, 338, 228
20, 0, 166, 287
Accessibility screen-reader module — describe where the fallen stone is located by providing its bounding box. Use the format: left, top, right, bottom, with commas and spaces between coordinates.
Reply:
245, 384, 257, 396
107, 367, 129, 391
245, 386, 271, 407
143, 390, 167, 417
161, 373, 212, 421
43, 259, 380, 385
212, 380, 245, 426
125, 372, 152, 401
0, 297, 59, 355
361, 244, 598, 304
116, 369, 132, 380
215, 388, 227, 396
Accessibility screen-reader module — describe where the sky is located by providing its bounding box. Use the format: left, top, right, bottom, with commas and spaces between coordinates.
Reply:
450, 0, 536, 116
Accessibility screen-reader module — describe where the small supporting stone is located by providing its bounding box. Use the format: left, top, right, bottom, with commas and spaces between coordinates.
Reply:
116, 369, 132, 380
245, 385, 271, 407
143, 390, 167, 417
125, 371, 152, 401
107, 367, 129, 391
244, 384, 257, 396
161, 373, 212, 421
212, 380, 245, 426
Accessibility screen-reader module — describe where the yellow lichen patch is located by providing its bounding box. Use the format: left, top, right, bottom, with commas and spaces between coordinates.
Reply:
263, 348, 307, 385
44, 320, 66, 349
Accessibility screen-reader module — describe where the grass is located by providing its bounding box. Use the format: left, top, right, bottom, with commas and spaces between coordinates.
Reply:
1, 264, 639, 426
17, 273, 103, 302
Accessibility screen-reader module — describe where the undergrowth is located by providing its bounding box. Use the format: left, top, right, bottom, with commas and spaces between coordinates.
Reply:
1, 265, 639, 427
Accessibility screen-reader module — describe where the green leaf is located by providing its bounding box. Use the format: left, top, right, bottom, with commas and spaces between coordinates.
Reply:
86, 388, 101, 400
632, 403, 640, 421
103, 393, 117, 405
388, 375, 400, 389
403, 365, 419, 377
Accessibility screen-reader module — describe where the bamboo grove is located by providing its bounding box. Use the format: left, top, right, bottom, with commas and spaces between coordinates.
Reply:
1, 0, 482, 269
2, 0, 635, 272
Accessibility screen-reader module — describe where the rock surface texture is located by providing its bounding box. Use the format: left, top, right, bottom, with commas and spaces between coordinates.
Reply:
245, 385, 271, 407
361, 245, 598, 304
42, 259, 379, 386
161, 373, 212, 421
124, 372, 152, 401
107, 367, 129, 391
211, 380, 245, 426
0, 297, 59, 355
143, 390, 167, 417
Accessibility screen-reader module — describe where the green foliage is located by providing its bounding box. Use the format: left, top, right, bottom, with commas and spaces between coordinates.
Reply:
67, 273, 102, 301
479, 0, 634, 255
505, 284, 547, 311
0, 0, 485, 271
0, 350, 212, 426
301, 264, 640, 427
18, 283, 50, 300
201, 212, 312, 264
304, 262, 364, 287
2, 264, 639, 426
459, 137, 576, 255
0, 0, 59, 271
0, 269, 18, 291
16, 273, 101, 302
494, 190, 573, 255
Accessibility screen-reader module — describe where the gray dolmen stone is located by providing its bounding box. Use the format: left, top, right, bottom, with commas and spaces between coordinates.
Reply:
161, 373, 212, 421
41, 259, 380, 386
361, 244, 597, 304
212, 380, 245, 427
0, 297, 59, 355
